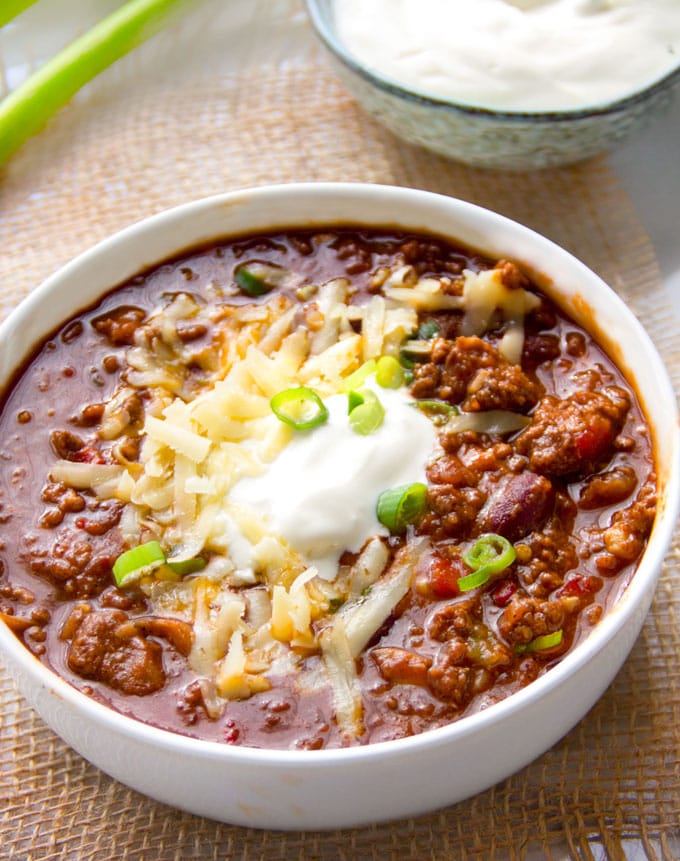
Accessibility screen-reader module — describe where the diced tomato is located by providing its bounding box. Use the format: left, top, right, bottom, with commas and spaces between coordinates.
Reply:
223, 719, 240, 744
575, 419, 611, 461
71, 445, 105, 464
558, 574, 602, 599
491, 578, 518, 608
427, 553, 464, 599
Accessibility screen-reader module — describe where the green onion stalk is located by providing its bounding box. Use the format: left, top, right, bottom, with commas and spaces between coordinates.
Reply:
0, 0, 194, 165
0, 0, 40, 28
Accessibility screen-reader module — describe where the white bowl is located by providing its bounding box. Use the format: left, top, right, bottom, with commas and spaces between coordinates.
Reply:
0, 183, 677, 830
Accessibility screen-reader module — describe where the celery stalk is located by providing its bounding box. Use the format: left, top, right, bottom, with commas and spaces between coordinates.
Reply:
0, 0, 193, 164
0, 0, 40, 28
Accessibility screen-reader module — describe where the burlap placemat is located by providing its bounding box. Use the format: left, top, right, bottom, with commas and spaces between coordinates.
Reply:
0, 3, 679, 858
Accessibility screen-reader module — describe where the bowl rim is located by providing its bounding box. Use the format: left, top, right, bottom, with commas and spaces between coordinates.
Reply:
0, 181, 678, 770
304, 0, 680, 122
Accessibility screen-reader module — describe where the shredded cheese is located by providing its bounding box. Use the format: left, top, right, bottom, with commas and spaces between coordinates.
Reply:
461, 268, 541, 363
53, 258, 538, 723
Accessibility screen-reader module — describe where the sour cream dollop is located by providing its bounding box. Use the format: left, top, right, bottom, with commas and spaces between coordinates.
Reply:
230, 385, 436, 579
334, 0, 680, 112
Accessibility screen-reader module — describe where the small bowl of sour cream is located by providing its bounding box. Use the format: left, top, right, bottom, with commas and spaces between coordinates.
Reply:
306, 0, 680, 170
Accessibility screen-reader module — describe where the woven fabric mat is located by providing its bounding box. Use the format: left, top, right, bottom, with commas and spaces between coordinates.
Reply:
0, 3, 679, 859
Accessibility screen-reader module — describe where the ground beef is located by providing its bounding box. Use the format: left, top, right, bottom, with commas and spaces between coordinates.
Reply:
517, 496, 579, 597
50, 430, 86, 459
597, 479, 657, 572
427, 597, 480, 642
462, 363, 542, 413
515, 388, 630, 477
426, 639, 474, 707
420, 485, 487, 541
495, 260, 530, 291
66, 609, 166, 695
578, 466, 637, 510
75, 499, 123, 537
426, 454, 477, 488
177, 680, 209, 726
371, 647, 431, 687
497, 596, 565, 646
91, 306, 147, 346
24, 525, 122, 598
412, 336, 539, 413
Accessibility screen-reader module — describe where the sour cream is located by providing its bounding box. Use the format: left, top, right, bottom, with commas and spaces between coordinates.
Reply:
334, 0, 680, 112
230, 385, 436, 579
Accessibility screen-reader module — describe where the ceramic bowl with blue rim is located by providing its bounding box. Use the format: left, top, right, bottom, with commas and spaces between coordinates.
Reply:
305, 0, 680, 171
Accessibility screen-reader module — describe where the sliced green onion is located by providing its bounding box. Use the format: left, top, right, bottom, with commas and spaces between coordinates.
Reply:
458, 567, 493, 592
400, 340, 433, 362
414, 399, 456, 415
416, 320, 441, 340
516, 630, 564, 654
234, 261, 290, 297
413, 399, 458, 425
463, 533, 516, 575
271, 387, 328, 431
348, 389, 385, 435
0, 0, 39, 28
340, 359, 376, 392
167, 557, 206, 576
377, 482, 428, 533
235, 268, 269, 297
375, 355, 404, 389
458, 534, 517, 592
113, 540, 166, 588
0, 0, 192, 165
347, 390, 365, 414
328, 597, 345, 614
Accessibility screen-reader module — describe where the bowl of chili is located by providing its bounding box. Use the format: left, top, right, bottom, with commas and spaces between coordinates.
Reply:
0, 183, 677, 829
